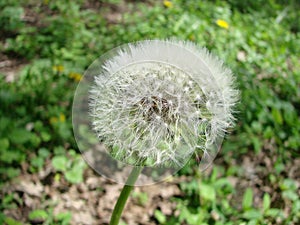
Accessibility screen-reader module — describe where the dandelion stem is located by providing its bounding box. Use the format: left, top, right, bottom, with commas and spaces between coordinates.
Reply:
109, 166, 143, 225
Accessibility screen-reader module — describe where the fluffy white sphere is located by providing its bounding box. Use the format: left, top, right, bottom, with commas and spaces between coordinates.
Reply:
89, 40, 238, 169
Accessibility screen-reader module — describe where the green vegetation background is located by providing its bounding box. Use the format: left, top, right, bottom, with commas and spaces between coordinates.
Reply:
0, 0, 299, 224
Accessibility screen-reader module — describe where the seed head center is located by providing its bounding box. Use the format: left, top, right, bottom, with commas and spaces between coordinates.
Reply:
137, 96, 175, 123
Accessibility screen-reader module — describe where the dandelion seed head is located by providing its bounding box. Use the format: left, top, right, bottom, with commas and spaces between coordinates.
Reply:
88, 40, 238, 170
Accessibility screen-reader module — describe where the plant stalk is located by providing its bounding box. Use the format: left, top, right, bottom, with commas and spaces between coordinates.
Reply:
109, 166, 143, 225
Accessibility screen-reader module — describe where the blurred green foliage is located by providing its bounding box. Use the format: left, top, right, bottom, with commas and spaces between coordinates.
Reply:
0, 0, 299, 224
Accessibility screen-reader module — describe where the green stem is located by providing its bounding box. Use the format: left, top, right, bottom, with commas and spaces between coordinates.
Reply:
109, 166, 143, 225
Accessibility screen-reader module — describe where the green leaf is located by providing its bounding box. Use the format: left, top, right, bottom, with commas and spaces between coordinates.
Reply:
55, 212, 72, 225
9, 129, 32, 144
4, 217, 23, 225
154, 209, 166, 224
0, 167, 20, 179
58, 123, 71, 140
132, 192, 148, 206
251, 121, 262, 133
0, 117, 10, 132
28, 209, 48, 221
0, 138, 9, 150
65, 167, 84, 184
52, 155, 68, 172
34, 120, 43, 131
274, 163, 285, 174
265, 208, 282, 218
41, 131, 51, 142
0, 149, 24, 163
72, 156, 87, 170
280, 179, 297, 191
38, 148, 50, 158
242, 209, 262, 220
263, 193, 271, 211
263, 126, 273, 139
2, 194, 14, 206
186, 213, 202, 225
251, 137, 262, 153
282, 190, 298, 201
29, 133, 41, 147
31, 157, 44, 169
54, 146, 65, 155
271, 108, 283, 125
199, 182, 216, 201
242, 188, 253, 210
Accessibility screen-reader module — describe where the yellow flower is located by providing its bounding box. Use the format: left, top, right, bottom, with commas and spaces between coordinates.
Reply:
59, 113, 66, 122
50, 114, 65, 124
69, 72, 82, 82
53, 65, 64, 73
216, 19, 229, 29
163, 0, 173, 8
